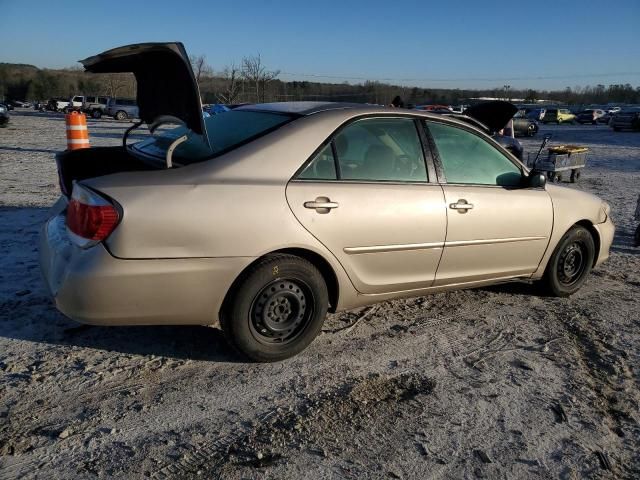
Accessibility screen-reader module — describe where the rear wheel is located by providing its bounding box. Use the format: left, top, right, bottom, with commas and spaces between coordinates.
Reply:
542, 226, 595, 297
114, 110, 127, 120
221, 254, 329, 362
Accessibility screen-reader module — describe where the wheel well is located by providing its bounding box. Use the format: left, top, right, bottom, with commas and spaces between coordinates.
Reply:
221, 249, 340, 316
575, 220, 600, 266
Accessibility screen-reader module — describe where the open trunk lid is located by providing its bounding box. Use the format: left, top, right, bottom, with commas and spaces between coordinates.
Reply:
80, 42, 208, 143
463, 101, 518, 134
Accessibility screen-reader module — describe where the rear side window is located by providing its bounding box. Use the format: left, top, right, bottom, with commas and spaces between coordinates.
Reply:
298, 117, 428, 182
427, 121, 522, 186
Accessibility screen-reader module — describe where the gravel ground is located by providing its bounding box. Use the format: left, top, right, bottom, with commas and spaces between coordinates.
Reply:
1, 110, 639, 479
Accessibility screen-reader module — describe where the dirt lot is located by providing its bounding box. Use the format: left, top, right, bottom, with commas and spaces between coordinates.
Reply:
1, 110, 639, 479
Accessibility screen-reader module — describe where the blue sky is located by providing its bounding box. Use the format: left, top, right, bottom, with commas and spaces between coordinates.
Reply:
1, 0, 639, 90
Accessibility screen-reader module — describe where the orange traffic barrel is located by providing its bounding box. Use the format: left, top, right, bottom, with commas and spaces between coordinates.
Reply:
65, 111, 90, 150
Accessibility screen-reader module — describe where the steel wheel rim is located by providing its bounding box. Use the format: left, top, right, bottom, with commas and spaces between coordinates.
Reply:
557, 241, 587, 286
249, 278, 314, 345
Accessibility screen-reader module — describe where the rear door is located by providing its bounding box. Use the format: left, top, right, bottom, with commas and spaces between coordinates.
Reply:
286, 116, 447, 294
424, 120, 553, 285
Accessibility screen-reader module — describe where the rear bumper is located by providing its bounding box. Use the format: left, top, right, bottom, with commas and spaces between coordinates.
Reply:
594, 217, 615, 267
40, 213, 253, 326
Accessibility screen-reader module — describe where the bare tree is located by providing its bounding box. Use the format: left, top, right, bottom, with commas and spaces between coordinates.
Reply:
217, 63, 242, 104
241, 54, 280, 102
105, 74, 126, 98
189, 54, 213, 83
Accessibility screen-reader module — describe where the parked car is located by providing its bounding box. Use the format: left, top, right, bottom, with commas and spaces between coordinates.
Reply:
576, 109, 606, 124
40, 42, 615, 362
65, 95, 85, 112
512, 111, 539, 137
525, 108, 545, 121
84, 96, 110, 118
610, 107, 640, 131
105, 97, 139, 120
542, 108, 576, 124
416, 104, 452, 112
0, 103, 9, 126
48, 98, 70, 112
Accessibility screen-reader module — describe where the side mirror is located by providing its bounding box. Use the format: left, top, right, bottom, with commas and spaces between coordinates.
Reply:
528, 171, 547, 189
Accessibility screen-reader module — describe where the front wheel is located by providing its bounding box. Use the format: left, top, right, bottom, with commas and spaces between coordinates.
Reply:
221, 254, 329, 362
91, 109, 102, 119
541, 226, 595, 297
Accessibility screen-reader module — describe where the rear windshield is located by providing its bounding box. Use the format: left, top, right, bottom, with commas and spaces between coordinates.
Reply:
131, 110, 294, 165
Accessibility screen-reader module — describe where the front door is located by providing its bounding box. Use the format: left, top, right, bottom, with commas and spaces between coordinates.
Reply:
287, 117, 447, 294
425, 120, 553, 285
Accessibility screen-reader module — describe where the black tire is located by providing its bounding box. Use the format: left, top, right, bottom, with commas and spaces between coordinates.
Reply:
527, 123, 538, 137
542, 226, 595, 297
634, 224, 640, 247
114, 110, 127, 120
221, 254, 329, 362
570, 169, 581, 183
91, 109, 102, 119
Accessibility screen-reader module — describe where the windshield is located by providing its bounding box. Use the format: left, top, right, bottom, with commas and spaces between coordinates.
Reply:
131, 110, 295, 165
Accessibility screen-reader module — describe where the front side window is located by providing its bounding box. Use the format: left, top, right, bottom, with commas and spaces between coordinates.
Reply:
427, 121, 522, 186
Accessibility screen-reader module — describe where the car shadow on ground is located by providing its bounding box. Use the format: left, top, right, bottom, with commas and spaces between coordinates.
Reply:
0, 206, 243, 364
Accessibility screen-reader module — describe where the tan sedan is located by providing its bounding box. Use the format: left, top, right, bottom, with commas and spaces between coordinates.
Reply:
40, 43, 614, 361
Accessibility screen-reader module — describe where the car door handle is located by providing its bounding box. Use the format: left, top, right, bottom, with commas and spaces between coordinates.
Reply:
449, 199, 474, 212
304, 197, 339, 214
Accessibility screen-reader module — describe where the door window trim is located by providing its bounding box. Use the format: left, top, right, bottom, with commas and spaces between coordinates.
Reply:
291, 114, 439, 185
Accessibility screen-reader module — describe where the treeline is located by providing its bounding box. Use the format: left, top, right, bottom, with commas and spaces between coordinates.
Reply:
1, 59, 639, 106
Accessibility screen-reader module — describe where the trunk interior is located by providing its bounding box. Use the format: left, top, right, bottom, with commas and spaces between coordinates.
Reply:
56, 146, 154, 196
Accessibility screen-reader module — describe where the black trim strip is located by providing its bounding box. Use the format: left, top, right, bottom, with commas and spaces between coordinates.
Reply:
330, 140, 341, 180
420, 120, 446, 183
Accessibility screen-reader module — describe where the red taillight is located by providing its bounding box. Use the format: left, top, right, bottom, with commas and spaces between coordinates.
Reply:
66, 184, 120, 246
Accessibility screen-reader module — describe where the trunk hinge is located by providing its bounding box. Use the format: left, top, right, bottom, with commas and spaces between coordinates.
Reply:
123, 120, 143, 148
166, 135, 188, 169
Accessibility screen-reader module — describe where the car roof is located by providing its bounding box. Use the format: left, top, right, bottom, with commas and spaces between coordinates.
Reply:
235, 101, 379, 115
234, 101, 495, 135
